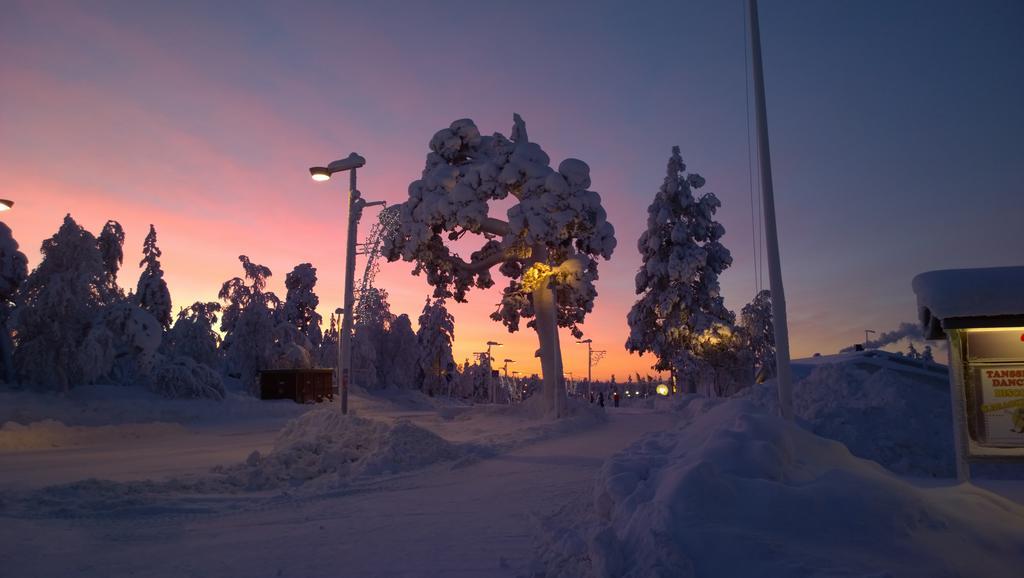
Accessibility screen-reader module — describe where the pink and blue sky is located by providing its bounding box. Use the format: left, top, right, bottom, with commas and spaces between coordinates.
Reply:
2, 0, 1022, 379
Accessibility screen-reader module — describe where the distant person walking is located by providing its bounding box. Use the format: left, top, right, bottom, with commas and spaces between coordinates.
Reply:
597, 392, 605, 408
612, 390, 620, 407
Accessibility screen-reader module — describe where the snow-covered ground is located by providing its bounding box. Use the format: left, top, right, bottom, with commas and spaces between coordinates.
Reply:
2, 360, 1022, 577
0, 389, 667, 577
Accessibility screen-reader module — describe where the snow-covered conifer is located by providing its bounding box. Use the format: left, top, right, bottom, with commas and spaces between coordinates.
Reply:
740, 289, 775, 382
384, 115, 616, 417
163, 301, 222, 369
283, 263, 323, 348
351, 287, 392, 390
626, 147, 733, 393
381, 313, 419, 388
135, 225, 172, 329
13, 215, 110, 390
416, 298, 455, 396
151, 355, 225, 400
219, 255, 281, 391
91, 302, 163, 384
0, 223, 28, 383
96, 220, 125, 302
922, 345, 934, 363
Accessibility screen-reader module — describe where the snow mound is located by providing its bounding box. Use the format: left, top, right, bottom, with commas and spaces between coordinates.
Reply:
0, 419, 186, 451
741, 364, 954, 476
569, 398, 1024, 578
214, 408, 464, 490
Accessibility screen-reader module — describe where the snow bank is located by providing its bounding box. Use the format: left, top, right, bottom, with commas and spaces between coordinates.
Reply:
0, 419, 186, 451
547, 398, 1024, 578
218, 408, 464, 490
741, 364, 955, 476
0, 385, 309, 427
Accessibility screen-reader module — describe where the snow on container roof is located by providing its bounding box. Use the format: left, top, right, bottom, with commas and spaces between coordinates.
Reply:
912, 266, 1024, 339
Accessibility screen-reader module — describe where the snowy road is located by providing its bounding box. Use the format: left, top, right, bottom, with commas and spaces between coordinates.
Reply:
0, 408, 673, 578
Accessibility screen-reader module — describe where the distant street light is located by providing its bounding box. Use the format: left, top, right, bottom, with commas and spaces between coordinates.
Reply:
0, 200, 12, 211
864, 329, 877, 350
486, 341, 502, 403
309, 152, 382, 415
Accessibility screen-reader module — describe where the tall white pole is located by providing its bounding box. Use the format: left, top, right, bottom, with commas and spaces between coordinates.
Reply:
339, 168, 361, 415
748, 0, 794, 420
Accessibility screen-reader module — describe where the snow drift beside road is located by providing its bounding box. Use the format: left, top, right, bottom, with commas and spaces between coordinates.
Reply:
544, 398, 1024, 578
740, 363, 954, 477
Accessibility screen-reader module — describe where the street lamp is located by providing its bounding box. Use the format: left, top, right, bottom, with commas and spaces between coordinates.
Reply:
864, 329, 877, 350
577, 338, 594, 398
486, 341, 502, 403
309, 152, 375, 415
0, 200, 12, 211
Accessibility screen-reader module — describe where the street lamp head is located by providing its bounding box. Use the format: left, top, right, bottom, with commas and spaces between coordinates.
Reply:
487, 341, 502, 347
0, 199, 12, 211
310, 153, 366, 182
504, 359, 515, 363
577, 339, 592, 344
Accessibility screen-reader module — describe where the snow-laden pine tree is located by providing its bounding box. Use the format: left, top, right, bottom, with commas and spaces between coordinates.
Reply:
318, 310, 340, 370
283, 263, 323, 348
96, 220, 126, 302
384, 115, 616, 417
626, 147, 733, 394
740, 289, 775, 382
90, 302, 163, 385
135, 225, 172, 329
219, 255, 281, 391
351, 287, 393, 390
922, 345, 934, 363
0, 222, 28, 384
381, 313, 419, 388
416, 298, 455, 396
163, 301, 222, 369
13, 215, 113, 390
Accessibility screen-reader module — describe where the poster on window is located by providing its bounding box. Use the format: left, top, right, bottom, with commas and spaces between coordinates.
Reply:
977, 365, 1024, 447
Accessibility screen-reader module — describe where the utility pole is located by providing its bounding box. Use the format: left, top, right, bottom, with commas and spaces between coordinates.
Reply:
748, 0, 794, 420
486, 341, 502, 403
864, 329, 876, 349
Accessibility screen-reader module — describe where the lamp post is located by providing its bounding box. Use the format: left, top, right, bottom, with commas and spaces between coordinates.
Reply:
309, 152, 381, 415
577, 339, 593, 397
486, 341, 502, 403
864, 329, 876, 350
0, 200, 13, 211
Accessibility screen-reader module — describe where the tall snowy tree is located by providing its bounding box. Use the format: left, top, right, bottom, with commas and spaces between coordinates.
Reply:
740, 289, 775, 382
922, 345, 934, 363
626, 146, 733, 394
0, 222, 28, 384
135, 225, 172, 329
283, 263, 323, 348
906, 342, 921, 360
384, 115, 616, 418
13, 215, 112, 390
163, 301, 222, 369
96, 220, 126, 302
219, 255, 281, 391
417, 298, 455, 396
351, 287, 393, 390
381, 313, 419, 388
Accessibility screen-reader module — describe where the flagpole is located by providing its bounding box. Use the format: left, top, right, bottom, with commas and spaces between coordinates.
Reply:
748, 0, 794, 420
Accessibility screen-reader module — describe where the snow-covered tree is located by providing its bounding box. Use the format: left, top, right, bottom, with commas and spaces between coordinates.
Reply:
922, 345, 934, 363
626, 146, 733, 394
318, 310, 340, 371
283, 263, 323, 348
96, 220, 125, 302
163, 301, 222, 369
90, 302, 163, 385
219, 255, 281, 391
151, 356, 225, 400
740, 289, 775, 382
135, 225, 172, 329
0, 223, 28, 384
381, 313, 419, 388
417, 298, 455, 396
13, 215, 112, 390
384, 115, 616, 418
906, 342, 921, 360
691, 322, 753, 397
351, 287, 392, 390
